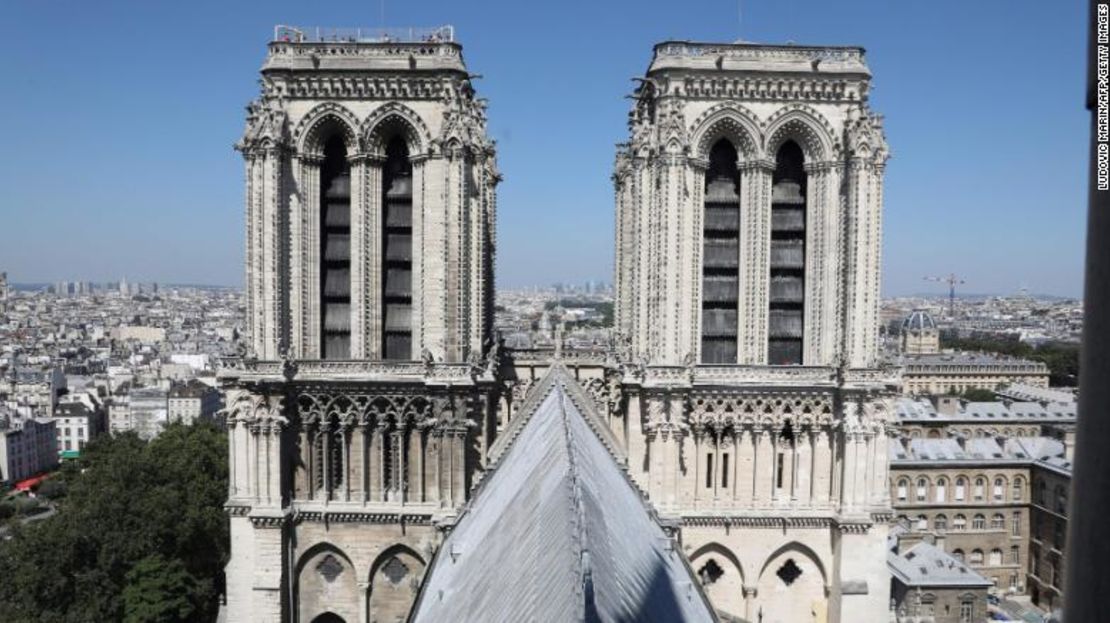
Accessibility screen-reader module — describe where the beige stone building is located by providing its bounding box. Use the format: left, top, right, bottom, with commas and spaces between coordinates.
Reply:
223, 27, 902, 623
889, 424, 1074, 616
221, 25, 501, 623
901, 353, 1049, 395
610, 40, 895, 622
901, 309, 940, 355
888, 531, 992, 623
167, 379, 221, 425
1027, 426, 1072, 613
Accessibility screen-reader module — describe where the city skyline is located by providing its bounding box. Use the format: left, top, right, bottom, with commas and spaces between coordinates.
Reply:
0, 0, 1088, 296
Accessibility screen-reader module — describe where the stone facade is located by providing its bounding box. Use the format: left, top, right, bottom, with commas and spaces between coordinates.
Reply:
901, 309, 940, 355
611, 41, 895, 622
889, 425, 1074, 609
1028, 456, 1070, 612
901, 354, 1049, 395
222, 26, 500, 623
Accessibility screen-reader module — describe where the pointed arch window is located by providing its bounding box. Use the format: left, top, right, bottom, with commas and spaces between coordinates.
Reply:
382, 136, 413, 360
321, 135, 352, 359
768, 141, 806, 364
701, 139, 741, 363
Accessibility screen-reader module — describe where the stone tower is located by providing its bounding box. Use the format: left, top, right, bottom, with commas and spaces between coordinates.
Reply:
221, 26, 500, 623
612, 41, 897, 622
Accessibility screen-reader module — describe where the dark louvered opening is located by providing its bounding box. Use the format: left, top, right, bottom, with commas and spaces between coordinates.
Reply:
382, 137, 413, 360
320, 135, 351, 359
701, 140, 741, 364
768, 141, 806, 365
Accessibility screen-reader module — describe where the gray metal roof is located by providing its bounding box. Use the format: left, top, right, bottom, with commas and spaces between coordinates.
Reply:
890, 436, 1066, 466
901, 309, 937, 331
894, 397, 1075, 423
888, 542, 992, 589
411, 367, 716, 623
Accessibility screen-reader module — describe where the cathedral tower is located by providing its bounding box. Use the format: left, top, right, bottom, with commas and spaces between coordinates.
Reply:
222, 26, 499, 622
613, 41, 896, 622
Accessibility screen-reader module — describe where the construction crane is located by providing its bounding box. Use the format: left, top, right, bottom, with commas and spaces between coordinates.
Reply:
923, 274, 965, 318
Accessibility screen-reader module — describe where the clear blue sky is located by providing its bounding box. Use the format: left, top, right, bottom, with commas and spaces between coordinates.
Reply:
0, 1, 1088, 296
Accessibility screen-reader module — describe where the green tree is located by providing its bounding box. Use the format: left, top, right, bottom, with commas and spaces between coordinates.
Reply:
961, 388, 996, 402
939, 333, 1080, 387
122, 555, 198, 623
0, 422, 228, 622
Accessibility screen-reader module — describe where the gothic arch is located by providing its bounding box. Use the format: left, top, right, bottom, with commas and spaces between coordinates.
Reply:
296, 542, 359, 623
294, 102, 361, 158
367, 543, 427, 621
297, 541, 355, 576
755, 541, 828, 623
690, 542, 746, 618
764, 104, 838, 162
690, 102, 763, 161
367, 542, 426, 582
757, 541, 828, 588
691, 542, 747, 585
361, 102, 431, 157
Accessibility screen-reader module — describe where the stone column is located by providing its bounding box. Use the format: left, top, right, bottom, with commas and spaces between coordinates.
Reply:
770, 427, 782, 504
299, 154, 324, 358
743, 586, 757, 622
688, 157, 707, 360
797, 426, 813, 506
451, 428, 466, 506
755, 426, 773, 505
409, 427, 424, 503
391, 429, 405, 503
738, 159, 774, 363
351, 422, 366, 503
410, 154, 426, 358
351, 154, 384, 359
358, 581, 370, 623
268, 422, 283, 505
813, 427, 831, 507
737, 425, 755, 507
692, 425, 704, 506
644, 429, 658, 502
376, 424, 390, 502
428, 428, 442, 506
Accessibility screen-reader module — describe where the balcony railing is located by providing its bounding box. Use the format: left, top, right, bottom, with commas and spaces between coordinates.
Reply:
273, 25, 455, 44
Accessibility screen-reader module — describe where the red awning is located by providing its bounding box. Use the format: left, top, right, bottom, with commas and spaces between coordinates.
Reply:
13, 474, 48, 492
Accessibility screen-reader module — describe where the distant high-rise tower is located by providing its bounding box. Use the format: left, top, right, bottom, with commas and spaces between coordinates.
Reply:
613, 40, 896, 622
221, 25, 500, 622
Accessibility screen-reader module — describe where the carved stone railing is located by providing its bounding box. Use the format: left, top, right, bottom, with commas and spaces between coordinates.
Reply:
653, 41, 865, 65
273, 25, 455, 44
694, 365, 838, 385
506, 347, 609, 365
632, 365, 839, 387
842, 367, 901, 385
218, 359, 489, 384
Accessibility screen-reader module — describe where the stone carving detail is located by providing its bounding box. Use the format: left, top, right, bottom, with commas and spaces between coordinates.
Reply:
238, 98, 289, 153
317, 554, 344, 583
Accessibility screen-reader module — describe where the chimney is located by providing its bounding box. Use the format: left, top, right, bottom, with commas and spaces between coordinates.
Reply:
935, 395, 961, 416
1061, 426, 1076, 462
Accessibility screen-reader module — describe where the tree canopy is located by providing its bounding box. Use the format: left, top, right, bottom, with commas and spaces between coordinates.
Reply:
939, 332, 1080, 387
0, 422, 228, 622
